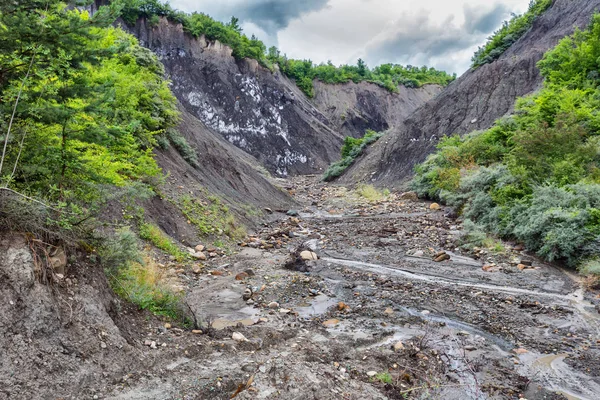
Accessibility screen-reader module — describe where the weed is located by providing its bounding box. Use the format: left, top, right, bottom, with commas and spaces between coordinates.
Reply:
139, 222, 188, 262
111, 255, 184, 319
375, 372, 393, 384
356, 184, 389, 202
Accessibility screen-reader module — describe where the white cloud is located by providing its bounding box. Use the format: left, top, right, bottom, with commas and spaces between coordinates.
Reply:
169, 0, 533, 74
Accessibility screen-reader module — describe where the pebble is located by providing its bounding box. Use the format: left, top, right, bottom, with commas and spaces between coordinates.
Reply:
232, 332, 249, 342
322, 319, 340, 327
430, 203, 441, 211
192, 330, 203, 335
268, 301, 280, 309
393, 341, 405, 352
366, 371, 378, 377
300, 251, 318, 261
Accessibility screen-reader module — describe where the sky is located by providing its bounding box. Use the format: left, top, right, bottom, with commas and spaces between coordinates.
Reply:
169, 0, 532, 75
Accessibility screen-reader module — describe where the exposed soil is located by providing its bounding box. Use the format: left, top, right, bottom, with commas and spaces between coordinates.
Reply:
2, 177, 600, 400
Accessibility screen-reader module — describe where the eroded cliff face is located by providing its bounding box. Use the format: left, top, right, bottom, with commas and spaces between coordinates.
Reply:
124, 17, 441, 178
312, 81, 442, 139
128, 18, 342, 177
344, 0, 600, 188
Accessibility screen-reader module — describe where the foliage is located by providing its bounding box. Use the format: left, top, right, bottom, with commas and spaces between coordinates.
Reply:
112, 254, 184, 319
472, 0, 553, 67
0, 1, 179, 205
139, 222, 189, 261
158, 129, 200, 168
170, 192, 246, 241
374, 372, 393, 385
119, 0, 456, 98
355, 184, 389, 203
323, 130, 384, 181
413, 15, 600, 267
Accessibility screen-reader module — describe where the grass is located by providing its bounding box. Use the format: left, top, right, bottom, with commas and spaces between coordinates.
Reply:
139, 222, 189, 262
111, 255, 184, 319
355, 184, 390, 202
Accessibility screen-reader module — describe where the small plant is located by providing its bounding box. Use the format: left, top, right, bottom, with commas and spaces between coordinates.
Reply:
112, 255, 184, 319
375, 372, 393, 385
356, 184, 389, 202
139, 222, 189, 262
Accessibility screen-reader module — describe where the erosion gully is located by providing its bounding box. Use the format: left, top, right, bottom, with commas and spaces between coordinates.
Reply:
110, 177, 600, 400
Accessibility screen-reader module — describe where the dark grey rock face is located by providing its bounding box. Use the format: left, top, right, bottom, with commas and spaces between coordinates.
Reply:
312, 81, 442, 139
344, 0, 600, 188
128, 18, 343, 177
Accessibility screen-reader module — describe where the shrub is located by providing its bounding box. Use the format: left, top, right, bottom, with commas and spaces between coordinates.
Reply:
323, 130, 384, 182
166, 129, 200, 168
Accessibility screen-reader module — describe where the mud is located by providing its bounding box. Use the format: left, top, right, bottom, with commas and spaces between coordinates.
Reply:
3, 177, 600, 399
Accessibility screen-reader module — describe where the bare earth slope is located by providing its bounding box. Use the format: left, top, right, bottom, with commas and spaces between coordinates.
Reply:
312, 81, 442, 139
343, 0, 600, 188
128, 18, 343, 177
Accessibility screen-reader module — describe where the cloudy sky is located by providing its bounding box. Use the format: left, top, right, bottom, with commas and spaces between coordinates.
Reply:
169, 0, 532, 75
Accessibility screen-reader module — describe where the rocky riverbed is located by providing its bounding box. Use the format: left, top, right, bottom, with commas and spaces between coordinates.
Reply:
5, 177, 598, 400
103, 176, 600, 400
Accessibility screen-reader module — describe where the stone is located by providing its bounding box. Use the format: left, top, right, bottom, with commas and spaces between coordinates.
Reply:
192, 265, 202, 274
244, 269, 256, 277
279, 308, 291, 314
457, 331, 470, 336
366, 371, 378, 377
164, 323, 172, 329
144, 340, 153, 346
393, 341, 405, 352
513, 244, 525, 252
300, 251, 318, 261
49, 248, 67, 275
268, 301, 280, 309
243, 289, 253, 301
195, 244, 205, 252
413, 250, 425, 257
421, 310, 431, 315
520, 260, 533, 267
209, 252, 218, 258
400, 191, 418, 201
434, 253, 451, 262
193, 252, 207, 261
100, 342, 107, 349
235, 272, 249, 281
322, 319, 340, 327
192, 330, 203, 335
338, 302, 348, 311
287, 210, 300, 217
464, 345, 477, 351
384, 307, 394, 315
264, 207, 273, 214
430, 203, 441, 211
514, 348, 528, 355
210, 270, 224, 276
482, 265, 496, 272
232, 332, 249, 342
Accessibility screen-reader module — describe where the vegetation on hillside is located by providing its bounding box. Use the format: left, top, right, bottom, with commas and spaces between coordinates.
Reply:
323, 130, 384, 182
119, 0, 456, 97
413, 15, 600, 270
471, 0, 553, 67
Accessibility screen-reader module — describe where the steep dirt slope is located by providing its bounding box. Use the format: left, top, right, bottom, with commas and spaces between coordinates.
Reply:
312, 81, 442, 139
128, 18, 343, 177
343, 0, 600, 188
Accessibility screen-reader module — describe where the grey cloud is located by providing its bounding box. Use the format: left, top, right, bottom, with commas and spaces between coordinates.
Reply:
173, 0, 330, 34
364, 3, 511, 73
464, 3, 510, 33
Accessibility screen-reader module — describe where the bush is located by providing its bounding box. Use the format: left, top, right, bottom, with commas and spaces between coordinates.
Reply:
165, 129, 200, 168
413, 16, 600, 266
323, 130, 384, 182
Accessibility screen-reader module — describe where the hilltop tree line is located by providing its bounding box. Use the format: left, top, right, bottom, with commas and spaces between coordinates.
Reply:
118, 0, 457, 97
